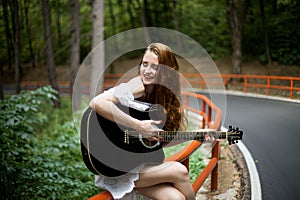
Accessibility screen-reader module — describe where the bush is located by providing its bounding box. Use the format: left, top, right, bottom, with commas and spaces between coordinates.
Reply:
0, 87, 99, 199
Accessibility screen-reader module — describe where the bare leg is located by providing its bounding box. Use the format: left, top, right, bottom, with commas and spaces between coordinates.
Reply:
136, 183, 185, 200
134, 161, 195, 200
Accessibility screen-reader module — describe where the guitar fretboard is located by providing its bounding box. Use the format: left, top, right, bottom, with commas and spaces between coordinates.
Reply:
125, 130, 229, 143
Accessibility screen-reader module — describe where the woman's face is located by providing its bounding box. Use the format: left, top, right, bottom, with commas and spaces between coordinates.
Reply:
140, 50, 159, 85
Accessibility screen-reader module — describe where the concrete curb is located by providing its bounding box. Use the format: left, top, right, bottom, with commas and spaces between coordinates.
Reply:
220, 126, 262, 200
236, 141, 262, 200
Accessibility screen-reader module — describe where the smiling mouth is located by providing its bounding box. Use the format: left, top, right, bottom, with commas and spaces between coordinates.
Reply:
144, 76, 153, 79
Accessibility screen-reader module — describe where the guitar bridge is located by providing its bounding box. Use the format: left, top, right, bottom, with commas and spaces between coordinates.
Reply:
124, 130, 129, 144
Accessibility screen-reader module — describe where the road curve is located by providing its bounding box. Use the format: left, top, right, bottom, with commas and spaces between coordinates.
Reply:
203, 93, 300, 200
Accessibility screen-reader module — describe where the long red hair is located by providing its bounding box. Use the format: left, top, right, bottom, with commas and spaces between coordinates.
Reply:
138, 43, 187, 131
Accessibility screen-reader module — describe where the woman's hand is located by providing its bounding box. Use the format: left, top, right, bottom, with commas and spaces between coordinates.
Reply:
134, 120, 163, 142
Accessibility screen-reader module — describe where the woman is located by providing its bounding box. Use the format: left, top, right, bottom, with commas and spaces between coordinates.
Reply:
89, 43, 195, 200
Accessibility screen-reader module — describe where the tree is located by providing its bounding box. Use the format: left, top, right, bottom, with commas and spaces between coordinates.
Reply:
90, 0, 104, 98
11, 0, 21, 93
226, 0, 250, 74
1, 0, 13, 70
42, 0, 60, 107
0, 63, 3, 100
259, 0, 272, 65
69, 0, 80, 109
24, 0, 35, 68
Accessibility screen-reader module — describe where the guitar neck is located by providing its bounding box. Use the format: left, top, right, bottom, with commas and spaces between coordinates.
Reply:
163, 131, 227, 142
126, 130, 228, 142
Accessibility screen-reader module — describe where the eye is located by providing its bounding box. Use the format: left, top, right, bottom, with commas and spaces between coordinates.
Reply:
142, 62, 148, 67
151, 64, 159, 70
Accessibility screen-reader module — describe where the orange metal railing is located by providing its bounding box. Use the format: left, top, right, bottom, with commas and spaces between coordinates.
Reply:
184, 73, 300, 99
181, 91, 222, 130
12, 73, 300, 99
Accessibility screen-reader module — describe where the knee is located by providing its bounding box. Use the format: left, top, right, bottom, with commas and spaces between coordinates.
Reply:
169, 161, 190, 182
163, 190, 185, 200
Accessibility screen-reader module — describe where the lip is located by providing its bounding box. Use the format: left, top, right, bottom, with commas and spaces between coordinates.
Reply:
144, 75, 154, 79
142, 75, 154, 84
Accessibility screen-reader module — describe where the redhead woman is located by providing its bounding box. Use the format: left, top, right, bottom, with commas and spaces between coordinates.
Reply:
89, 43, 195, 200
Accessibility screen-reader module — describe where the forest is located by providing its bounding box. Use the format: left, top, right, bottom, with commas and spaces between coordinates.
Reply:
1, 0, 300, 98
1, 0, 300, 199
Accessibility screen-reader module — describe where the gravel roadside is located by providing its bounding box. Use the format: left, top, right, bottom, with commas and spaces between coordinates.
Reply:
196, 143, 251, 200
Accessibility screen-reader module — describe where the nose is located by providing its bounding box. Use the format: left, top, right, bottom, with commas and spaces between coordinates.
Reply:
144, 66, 153, 74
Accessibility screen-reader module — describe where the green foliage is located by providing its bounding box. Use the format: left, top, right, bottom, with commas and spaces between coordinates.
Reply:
178, 0, 230, 59
243, 0, 300, 66
1, 0, 300, 68
0, 87, 99, 199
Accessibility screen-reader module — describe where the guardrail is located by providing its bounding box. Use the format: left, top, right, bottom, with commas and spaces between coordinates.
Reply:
182, 91, 222, 130
185, 74, 300, 99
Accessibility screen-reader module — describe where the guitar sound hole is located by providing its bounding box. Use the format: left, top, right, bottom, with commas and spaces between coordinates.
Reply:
148, 104, 166, 129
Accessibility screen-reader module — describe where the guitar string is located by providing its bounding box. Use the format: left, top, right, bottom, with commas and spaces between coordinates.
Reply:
126, 131, 242, 143
126, 131, 228, 139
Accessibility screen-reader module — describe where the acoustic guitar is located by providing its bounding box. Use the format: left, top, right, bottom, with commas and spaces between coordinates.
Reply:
80, 102, 243, 177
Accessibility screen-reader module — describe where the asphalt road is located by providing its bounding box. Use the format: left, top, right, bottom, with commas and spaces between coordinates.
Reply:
202, 93, 300, 200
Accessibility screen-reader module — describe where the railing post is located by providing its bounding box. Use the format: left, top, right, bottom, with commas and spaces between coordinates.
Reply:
202, 100, 206, 128
208, 107, 212, 126
243, 76, 247, 93
185, 95, 189, 108
267, 77, 270, 96
290, 78, 293, 99
223, 74, 227, 89
211, 140, 220, 191
182, 158, 190, 171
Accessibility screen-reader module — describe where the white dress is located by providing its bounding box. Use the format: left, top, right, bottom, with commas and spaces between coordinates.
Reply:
94, 165, 147, 199
94, 171, 138, 199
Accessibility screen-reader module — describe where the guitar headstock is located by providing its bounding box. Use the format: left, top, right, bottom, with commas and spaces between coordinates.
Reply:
227, 126, 243, 145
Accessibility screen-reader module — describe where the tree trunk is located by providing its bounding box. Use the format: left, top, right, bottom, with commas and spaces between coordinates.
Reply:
135, 0, 150, 43
107, 0, 120, 74
24, 0, 35, 68
172, 0, 183, 51
127, 0, 136, 28
69, 0, 80, 110
226, 0, 250, 74
0, 63, 3, 100
259, 0, 272, 65
2, 0, 13, 70
42, 0, 60, 107
92, 0, 104, 49
54, 0, 63, 46
90, 0, 104, 98
143, 0, 153, 26
12, 0, 21, 93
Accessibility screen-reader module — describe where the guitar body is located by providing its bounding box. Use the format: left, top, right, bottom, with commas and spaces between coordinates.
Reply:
80, 104, 165, 177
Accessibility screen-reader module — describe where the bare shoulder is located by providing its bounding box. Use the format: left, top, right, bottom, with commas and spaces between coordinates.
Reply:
126, 76, 145, 98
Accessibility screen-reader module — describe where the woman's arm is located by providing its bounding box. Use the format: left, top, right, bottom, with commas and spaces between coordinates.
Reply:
89, 76, 162, 140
